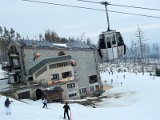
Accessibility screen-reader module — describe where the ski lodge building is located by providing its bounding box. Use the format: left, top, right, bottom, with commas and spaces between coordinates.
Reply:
2, 39, 101, 102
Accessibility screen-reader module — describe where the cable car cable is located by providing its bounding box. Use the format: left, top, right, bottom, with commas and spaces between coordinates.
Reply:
22, 0, 160, 19
76, 0, 160, 12
109, 4, 160, 11
77, 0, 101, 4
22, 0, 104, 11
108, 10, 160, 19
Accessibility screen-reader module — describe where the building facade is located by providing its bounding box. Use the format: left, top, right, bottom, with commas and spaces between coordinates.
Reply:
2, 40, 102, 101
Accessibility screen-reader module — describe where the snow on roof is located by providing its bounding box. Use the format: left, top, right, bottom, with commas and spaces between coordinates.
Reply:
53, 43, 67, 47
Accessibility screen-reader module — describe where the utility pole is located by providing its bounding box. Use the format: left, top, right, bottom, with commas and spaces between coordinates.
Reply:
101, 1, 110, 31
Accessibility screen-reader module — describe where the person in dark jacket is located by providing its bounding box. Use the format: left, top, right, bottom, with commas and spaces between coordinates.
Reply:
63, 102, 70, 120
4, 98, 12, 115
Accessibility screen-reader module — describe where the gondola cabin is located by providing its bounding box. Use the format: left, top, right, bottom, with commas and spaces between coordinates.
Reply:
98, 30, 126, 60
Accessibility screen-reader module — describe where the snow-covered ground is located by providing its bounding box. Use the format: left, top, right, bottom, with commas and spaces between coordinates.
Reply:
0, 64, 10, 91
0, 64, 7, 79
0, 65, 160, 120
0, 64, 10, 92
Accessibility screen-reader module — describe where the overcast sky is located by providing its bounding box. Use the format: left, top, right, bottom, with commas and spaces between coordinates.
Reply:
1, 0, 160, 46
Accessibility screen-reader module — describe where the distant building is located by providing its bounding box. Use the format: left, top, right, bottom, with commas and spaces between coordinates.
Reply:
2, 40, 102, 101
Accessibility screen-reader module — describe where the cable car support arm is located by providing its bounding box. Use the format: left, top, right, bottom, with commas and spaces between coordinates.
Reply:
101, 1, 110, 31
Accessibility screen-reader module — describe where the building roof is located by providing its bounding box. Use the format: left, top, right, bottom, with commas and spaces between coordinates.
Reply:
16, 39, 91, 49
29, 55, 72, 74
67, 41, 91, 49
17, 39, 53, 47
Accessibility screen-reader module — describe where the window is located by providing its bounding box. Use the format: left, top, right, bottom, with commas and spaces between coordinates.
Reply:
82, 88, 87, 93
64, 62, 70, 66
112, 35, 116, 45
13, 59, 19, 66
95, 85, 100, 91
107, 42, 111, 48
28, 76, 33, 81
49, 62, 70, 69
62, 71, 72, 78
58, 51, 65, 56
49, 64, 57, 69
79, 89, 82, 94
99, 34, 106, 49
69, 93, 77, 97
35, 66, 47, 78
89, 75, 98, 84
67, 83, 75, 89
10, 46, 18, 54
90, 86, 94, 91
116, 32, 124, 46
51, 73, 59, 80
57, 63, 64, 67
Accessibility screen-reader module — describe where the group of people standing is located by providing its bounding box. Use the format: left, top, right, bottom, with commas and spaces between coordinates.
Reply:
4, 97, 71, 119
42, 98, 71, 120
42, 98, 71, 119
63, 102, 71, 120
38, 97, 72, 119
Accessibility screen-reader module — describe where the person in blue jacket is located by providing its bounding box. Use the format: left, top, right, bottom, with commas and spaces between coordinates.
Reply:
4, 97, 12, 115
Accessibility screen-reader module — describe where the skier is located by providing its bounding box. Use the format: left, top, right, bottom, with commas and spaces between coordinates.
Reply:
123, 74, 125, 79
42, 98, 47, 108
4, 97, 12, 115
63, 102, 70, 120
121, 81, 123, 85
111, 79, 113, 85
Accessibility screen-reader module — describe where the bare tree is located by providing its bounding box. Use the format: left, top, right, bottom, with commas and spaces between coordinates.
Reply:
86, 37, 92, 45
15, 32, 21, 40
135, 26, 145, 74
0, 26, 3, 36
143, 43, 151, 63
152, 43, 160, 59
39, 34, 43, 41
